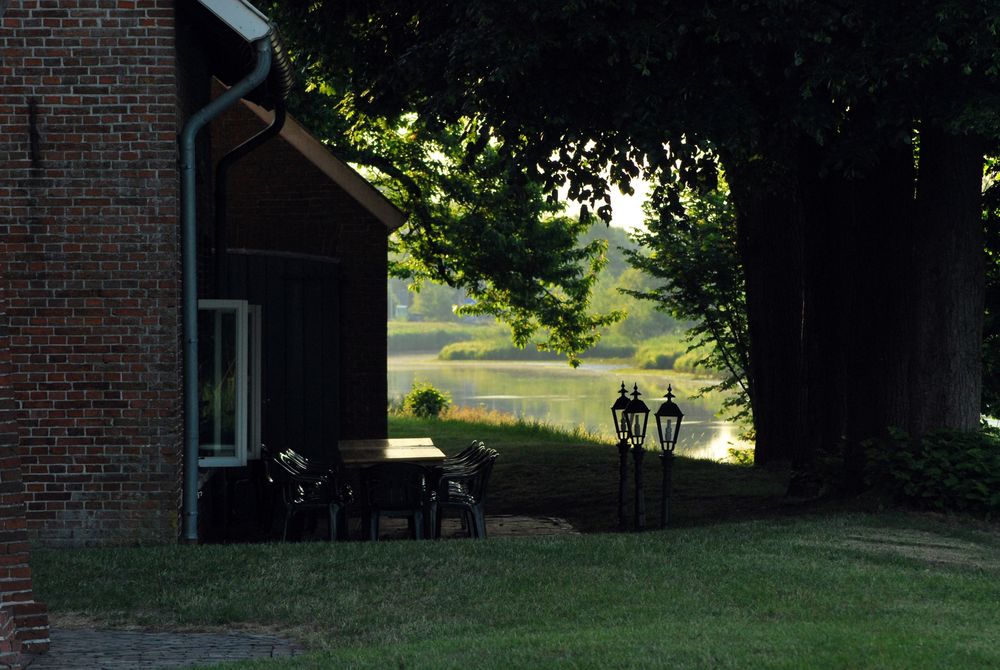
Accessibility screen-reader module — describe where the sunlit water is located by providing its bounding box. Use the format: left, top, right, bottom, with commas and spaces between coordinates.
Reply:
387, 355, 751, 461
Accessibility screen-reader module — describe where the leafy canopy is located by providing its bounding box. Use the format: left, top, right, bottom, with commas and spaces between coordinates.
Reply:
268, 0, 1000, 372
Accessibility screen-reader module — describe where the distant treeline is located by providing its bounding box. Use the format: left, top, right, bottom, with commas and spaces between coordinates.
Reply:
388, 321, 713, 374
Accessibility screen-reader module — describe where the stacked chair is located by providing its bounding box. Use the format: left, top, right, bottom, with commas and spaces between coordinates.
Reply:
430, 441, 499, 539
263, 445, 353, 541
360, 462, 433, 540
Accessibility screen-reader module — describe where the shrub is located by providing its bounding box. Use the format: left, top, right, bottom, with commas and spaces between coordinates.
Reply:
439, 338, 634, 361
388, 322, 502, 354
726, 447, 755, 466
633, 336, 715, 372
673, 350, 714, 375
865, 427, 1000, 515
402, 382, 452, 418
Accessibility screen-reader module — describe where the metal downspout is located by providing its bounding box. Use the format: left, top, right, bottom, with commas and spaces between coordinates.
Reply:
180, 37, 272, 543
213, 100, 286, 296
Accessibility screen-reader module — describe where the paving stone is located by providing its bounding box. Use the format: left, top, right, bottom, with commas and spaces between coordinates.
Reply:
23, 629, 302, 669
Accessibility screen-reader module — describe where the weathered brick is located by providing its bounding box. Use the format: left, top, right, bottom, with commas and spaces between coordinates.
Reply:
4, 0, 181, 548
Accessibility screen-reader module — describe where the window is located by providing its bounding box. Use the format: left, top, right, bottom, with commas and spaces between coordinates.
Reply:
197, 300, 248, 467
247, 304, 262, 460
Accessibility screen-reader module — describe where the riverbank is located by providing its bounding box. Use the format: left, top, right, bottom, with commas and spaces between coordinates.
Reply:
388, 320, 710, 373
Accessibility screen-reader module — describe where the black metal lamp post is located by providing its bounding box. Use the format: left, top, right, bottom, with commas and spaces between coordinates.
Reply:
653, 385, 684, 528
610, 382, 632, 529
622, 383, 650, 531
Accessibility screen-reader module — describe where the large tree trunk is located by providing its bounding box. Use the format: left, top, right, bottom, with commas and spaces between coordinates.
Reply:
835, 142, 916, 489
908, 126, 984, 434
730, 165, 806, 467
798, 137, 914, 491
728, 123, 983, 492
799, 143, 849, 486
796, 126, 982, 490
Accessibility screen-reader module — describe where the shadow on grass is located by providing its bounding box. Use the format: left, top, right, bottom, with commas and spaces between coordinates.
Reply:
389, 412, 791, 533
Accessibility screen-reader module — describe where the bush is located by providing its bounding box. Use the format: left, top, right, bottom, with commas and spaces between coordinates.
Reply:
635, 351, 679, 370
388, 322, 501, 354
726, 447, 755, 466
673, 350, 714, 375
439, 338, 634, 361
634, 341, 686, 369
865, 427, 1000, 515
402, 382, 452, 418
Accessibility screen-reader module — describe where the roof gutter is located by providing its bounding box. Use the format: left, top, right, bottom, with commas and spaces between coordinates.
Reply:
179, 31, 273, 544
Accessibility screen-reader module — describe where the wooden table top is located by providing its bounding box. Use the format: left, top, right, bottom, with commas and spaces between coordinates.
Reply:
337, 437, 446, 467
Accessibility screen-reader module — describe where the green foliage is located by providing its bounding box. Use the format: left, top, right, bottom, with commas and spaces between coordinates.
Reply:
388, 321, 503, 354
407, 281, 465, 322
672, 350, 715, 376
270, 0, 1000, 469
264, 3, 624, 363
633, 334, 689, 370
727, 447, 756, 466
402, 382, 451, 418
439, 337, 634, 362
866, 427, 1000, 515
983, 157, 1000, 417
625, 173, 752, 429
592, 267, 684, 342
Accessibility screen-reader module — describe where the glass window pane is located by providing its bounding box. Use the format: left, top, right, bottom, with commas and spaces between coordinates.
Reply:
198, 309, 239, 459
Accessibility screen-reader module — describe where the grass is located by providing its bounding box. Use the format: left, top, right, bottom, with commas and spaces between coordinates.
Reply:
30, 412, 1000, 669
391, 409, 785, 532
32, 514, 1000, 669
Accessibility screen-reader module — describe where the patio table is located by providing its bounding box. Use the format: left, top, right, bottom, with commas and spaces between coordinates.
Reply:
337, 437, 446, 468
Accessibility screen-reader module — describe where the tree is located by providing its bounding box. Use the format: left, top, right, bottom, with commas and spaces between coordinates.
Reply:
625, 173, 753, 431
267, 12, 620, 364
268, 1, 1000, 489
408, 282, 463, 322
983, 157, 1000, 416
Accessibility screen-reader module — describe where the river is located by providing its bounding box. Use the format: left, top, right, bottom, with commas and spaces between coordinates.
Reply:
387, 355, 751, 461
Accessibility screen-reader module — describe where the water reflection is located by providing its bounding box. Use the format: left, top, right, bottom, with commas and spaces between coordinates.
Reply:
387, 356, 751, 461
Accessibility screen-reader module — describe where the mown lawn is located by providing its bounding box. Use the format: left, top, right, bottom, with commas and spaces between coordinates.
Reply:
33, 513, 1000, 669
30, 414, 1000, 669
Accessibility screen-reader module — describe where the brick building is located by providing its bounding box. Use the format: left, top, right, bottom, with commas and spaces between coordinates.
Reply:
3, 0, 399, 571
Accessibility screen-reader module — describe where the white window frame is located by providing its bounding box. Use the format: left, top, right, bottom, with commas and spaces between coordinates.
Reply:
198, 299, 249, 468
247, 304, 262, 460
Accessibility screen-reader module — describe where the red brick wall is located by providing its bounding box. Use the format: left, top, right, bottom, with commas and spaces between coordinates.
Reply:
1, 1, 182, 546
213, 104, 390, 439
0, 292, 49, 666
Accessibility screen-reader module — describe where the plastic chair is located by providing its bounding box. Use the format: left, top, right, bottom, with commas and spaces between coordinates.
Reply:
443, 440, 487, 467
360, 462, 434, 540
264, 446, 353, 541
432, 448, 498, 539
